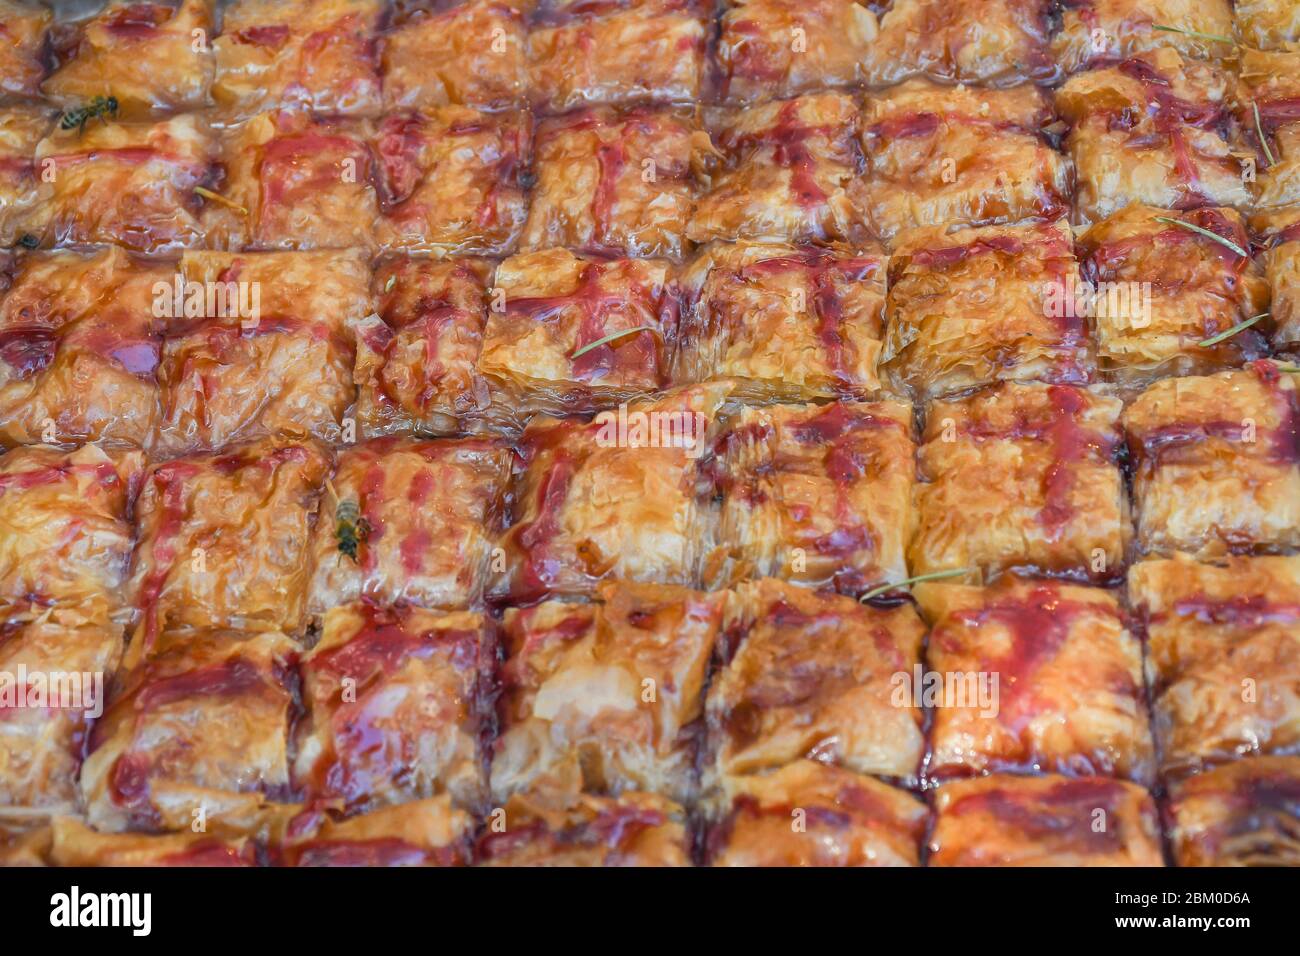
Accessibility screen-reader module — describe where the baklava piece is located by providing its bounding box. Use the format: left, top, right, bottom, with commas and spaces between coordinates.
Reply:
1130, 556, 1300, 776
0, 246, 169, 447
491, 382, 731, 602
1055, 48, 1250, 224
294, 604, 489, 813
48, 817, 258, 866
0, 604, 123, 810
381, 0, 528, 111
80, 627, 299, 833
689, 92, 867, 246
705, 760, 928, 867
1053, 0, 1235, 74
352, 257, 492, 438
864, 0, 1056, 88
674, 241, 886, 401
929, 774, 1164, 866
212, 0, 383, 120
1077, 205, 1269, 383
521, 106, 700, 259
0, 106, 53, 247
1235, 0, 1300, 49
0, 443, 143, 614
477, 787, 690, 866
882, 219, 1093, 400
491, 582, 725, 804
858, 81, 1071, 244
480, 249, 679, 421
1237, 48, 1300, 239
1166, 756, 1300, 866
714, 0, 877, 105
373, 107, 530, 256
0, 0, 51, 100
707, 401, 914, 596
306, 437, 511, 613
915, 578, 1155, 784
912, 383, 1129, 584
1265, 218, 1300, 350
703, 578, 926, 786
42, 0, 215, 114
1122, 362, 1300, 558
126, 437, 329, 641
526, 0, 706, 114
276, 798, 473, 866
31, 114, 216, 255
154, 249, 369, 454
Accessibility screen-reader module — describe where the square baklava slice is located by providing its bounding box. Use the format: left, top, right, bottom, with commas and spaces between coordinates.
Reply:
49, 817, 258, 866
674, 241, 887, 402
1122, 362, 1300, 559
293, 604, 490, 814
521, 106, 700, 260
276, 798, 473, 866
912, 383, 1129, 584
714, 0, 877, 105
1055, 48, 1250, 225
0, 603, 123, 811
1236, 0, 1300, 49
80, 626, 299, 833
916, 578, 1155, 784
492, 382, 731, 603
705, 760, 928, 867
41, 0, 215, 114
864, 0, 1056, 88
707, 401, 914, 596
703, 579, 926, 786
526, 0, 707, 115
1053, 0, 1235, 74
477, 787, 690, 866
882, 220, 1093, 401
1130, 556, 1300, 776
154, 249, 370, 455
212, 0, 383, 120
31, 114, 216, 256
480, 249, 679, 422
929, 774, 1163, 866
1237, 47, 1300, 292
689, 92, 867, 246
0, 246, 169, 447
0, 443, 144, 612
306, 437, 511, 614
0, 106, 53, 247
126, 437, 329, 642
491, 581, 726, 804
381, 0, 528, 111
1167, 756, 1300, 866
1077, 205, 1269, 384
859, 81, 1070, 244
0, 0, 51, 100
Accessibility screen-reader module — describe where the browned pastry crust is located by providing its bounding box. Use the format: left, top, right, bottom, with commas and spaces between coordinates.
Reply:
1166, 756, 1300, 866
0, 0, 53, 101
1235, 0, 1300, 50
0, 106, 54, 248
274, 797, 474, 866
1053, 0, 1235, 75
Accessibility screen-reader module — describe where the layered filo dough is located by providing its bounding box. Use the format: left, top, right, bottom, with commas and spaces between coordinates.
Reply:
0, 0, 52, 100
912, 383, 1129, 584
526, 0, 707, 115
928, 774, 1164, 866
306, 437, 511, 614
1129, 556, 1300, 776
154, 249, 370, 455
477, 786, 691, 866
704, 760, 928, 867
674, 241, 887, 402
1166, 756, 1300, 866
522, 106, 702, 259
491, 582, 726, 804
491, 382, 731, 602
858, 81, 1071, 244
915, 578, 1155, 784
126, 437, 329, 641
48, 817, 258, 866
1237, 47, 1300, 234
707, 401, 915, 596
0, 247, 170, 447
1053, 0, 1235, 74
1056, 48, 1251, 225
1235, 0, 1300, 50
41, 0, 215, 114
274, 798, 474, 866
1266, 221, 1300, 350
0, 107, 54, 247
1076, 205, 1270, 383
703, 579, 926, 786
1122, 362, 1300, 559
688, 92, 867, 246
882, 220, 1094, 401
294, 604, 490, 814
